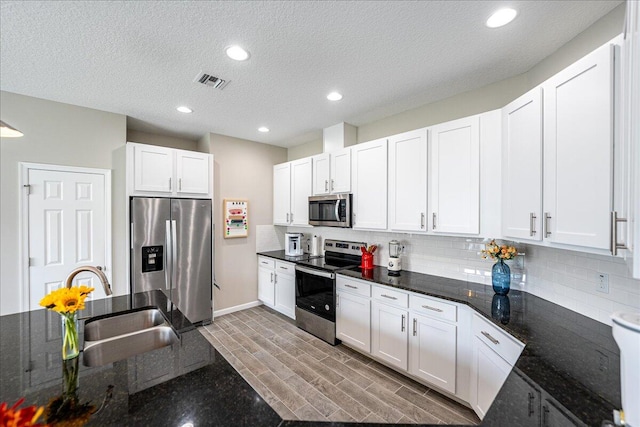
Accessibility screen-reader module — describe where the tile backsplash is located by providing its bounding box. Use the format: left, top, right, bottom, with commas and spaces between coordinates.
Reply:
286, 226, 640, 326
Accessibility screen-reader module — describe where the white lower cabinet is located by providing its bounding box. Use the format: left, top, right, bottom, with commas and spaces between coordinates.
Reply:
371, 300, 409, 371
470, 313, 524, 420
336, 277, 371, 353
257, 257, 295, 319
409, 313, 457, 394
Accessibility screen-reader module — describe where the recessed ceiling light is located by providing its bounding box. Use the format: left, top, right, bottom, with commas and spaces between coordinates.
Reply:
327, 92, 343, 101
176, 106, 193, 114
226, 45, 250, 61
486, 8, 517, 28
258, 127, 270, 133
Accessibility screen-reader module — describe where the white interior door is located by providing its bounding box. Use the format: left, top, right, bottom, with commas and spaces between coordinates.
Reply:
26, 166, 111, 311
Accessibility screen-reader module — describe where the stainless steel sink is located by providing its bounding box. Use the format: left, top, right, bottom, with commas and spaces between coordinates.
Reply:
84, 308, 167, 341
83, 326, 179, 367
83, 307, 179, 367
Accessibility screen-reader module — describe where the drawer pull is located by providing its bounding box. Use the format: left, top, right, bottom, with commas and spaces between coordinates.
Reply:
481, 331, 500, 345
422, 305, 443, 312
344, 284, 358, 289
279, 266, 288, 270
413, 318, 417, 336
381, 294, 398, 300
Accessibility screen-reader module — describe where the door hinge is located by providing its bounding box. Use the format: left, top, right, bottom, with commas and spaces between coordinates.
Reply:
23, 184, 31, 195
28, 257, 35, 267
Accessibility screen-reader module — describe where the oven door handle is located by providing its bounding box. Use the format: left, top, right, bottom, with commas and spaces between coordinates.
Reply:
295, 265, 336, 280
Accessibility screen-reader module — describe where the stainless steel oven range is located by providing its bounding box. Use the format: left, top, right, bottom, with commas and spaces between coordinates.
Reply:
294, 239, 365, 345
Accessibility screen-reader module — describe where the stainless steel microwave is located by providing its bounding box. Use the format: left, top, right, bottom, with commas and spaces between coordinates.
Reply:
308, 194, 352, 227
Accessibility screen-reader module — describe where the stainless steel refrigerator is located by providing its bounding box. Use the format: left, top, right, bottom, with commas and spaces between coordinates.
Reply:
130, 197, 213, 324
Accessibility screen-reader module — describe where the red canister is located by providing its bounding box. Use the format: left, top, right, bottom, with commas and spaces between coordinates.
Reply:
361, 253, 373, 270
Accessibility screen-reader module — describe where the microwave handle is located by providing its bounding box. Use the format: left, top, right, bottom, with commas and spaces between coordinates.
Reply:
335, 200, 340, 220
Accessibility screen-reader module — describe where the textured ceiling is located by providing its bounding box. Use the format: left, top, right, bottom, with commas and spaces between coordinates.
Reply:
0, 1, 622, 147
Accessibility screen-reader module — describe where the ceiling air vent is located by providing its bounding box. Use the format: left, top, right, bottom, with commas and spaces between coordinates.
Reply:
194, 71, 229, 89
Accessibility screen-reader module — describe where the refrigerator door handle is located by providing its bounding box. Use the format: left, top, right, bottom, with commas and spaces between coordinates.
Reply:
165, 220, 172, 291
171, 219, 178, 290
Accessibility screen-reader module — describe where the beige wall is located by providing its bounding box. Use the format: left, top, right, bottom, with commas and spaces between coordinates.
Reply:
127, 129, 199, 152
199, 133, 287, 312
0, 91, 127, 315
287, 138, 323, 161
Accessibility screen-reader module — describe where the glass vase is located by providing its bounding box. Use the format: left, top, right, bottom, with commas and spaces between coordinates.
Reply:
491, 260, 511, 295
61, 312, 80, 360
491, 295, 511, 325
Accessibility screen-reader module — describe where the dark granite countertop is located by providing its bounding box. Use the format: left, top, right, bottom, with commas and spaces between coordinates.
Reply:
258, 250, 321, 263
0, 290, 280, 426
337, 266, 621, 426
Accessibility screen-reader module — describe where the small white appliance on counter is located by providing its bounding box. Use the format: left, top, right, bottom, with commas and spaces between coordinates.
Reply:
307, 235, 322, 256
612, 312, 640, 427
285, 232, 304, 256
388, 240, 404, 275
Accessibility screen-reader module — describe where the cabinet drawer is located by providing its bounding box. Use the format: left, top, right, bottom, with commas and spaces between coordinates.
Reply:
258, 257, 275, 269
275, 260, 295, 275
372, 285, 408, 308
473, 314, 524, 366
410, 294, 457, 323
337, 276, 371, 297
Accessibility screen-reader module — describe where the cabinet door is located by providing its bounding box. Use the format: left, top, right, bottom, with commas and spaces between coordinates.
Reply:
312, 153, 331, 195
274, 272, 295, 319
331, 148, 352, 193
388, 128, 428, 232
133, 144, 174, 193
409, 313, 456, 394
336, 291, 371, 353
258, 266, 275, 307
176, 150, 210, 195
488, 369, 541, 427
352, 138, 388, 230
471, 336, 513, 420
502, 88, 543, 241
542, 397, 581, 427
371, 301, 408, 370
543, 41, 614, 250
430, 116, 480, 234
290, 158, 312, 226
273, 163, 291, 225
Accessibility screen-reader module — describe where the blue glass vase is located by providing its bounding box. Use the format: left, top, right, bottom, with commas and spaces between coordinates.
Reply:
492, 260, 511, 295
491, 295, 511, 324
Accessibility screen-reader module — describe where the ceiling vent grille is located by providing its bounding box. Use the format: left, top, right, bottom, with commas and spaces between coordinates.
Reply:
194, 71, 229, 89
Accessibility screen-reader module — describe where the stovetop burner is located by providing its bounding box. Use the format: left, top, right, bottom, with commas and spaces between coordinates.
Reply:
295, 239, 366, 272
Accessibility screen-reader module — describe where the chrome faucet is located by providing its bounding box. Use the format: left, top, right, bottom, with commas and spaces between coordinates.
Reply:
65, 266, 112, 296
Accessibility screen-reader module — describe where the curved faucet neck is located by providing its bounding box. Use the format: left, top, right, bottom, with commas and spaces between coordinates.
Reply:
65, 266, 112, 296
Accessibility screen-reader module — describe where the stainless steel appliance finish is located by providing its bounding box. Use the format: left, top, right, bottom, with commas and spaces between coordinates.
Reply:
308, 193, 352, 227
84, 308, 166, 341
294, 239, 364, 345
131, 197, 213, 324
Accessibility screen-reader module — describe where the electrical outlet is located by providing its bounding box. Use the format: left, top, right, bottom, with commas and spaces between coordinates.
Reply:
596, 273, 609, 293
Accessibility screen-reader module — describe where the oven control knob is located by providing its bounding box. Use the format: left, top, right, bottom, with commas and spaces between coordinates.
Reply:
325, 304, 330, 311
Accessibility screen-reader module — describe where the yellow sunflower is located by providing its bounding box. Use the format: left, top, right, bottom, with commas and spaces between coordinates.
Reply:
39, 286, 94, 314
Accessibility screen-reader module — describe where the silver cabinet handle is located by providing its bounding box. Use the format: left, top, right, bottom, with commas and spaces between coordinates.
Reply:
412, 318, 417, 336
279, 266, 288, 270
529, 213, 537, 236
544, 212, 552, 238
401, 314, 405, 332
270, 272, 274, 283
345, 284, 358, 289
381, 294, 397, 300
336, 294, 340, 307
611, 211, 628, 256
528, 392, 535, 416
432, 213, 436, 230
421, 213, 425, 229
286, 213, 290, 223
422, 305, 443, 313
291, 213, 294, 223
179, 178, 182, 191
169, 177, 172, 190
274, 273, 277, 284
481, 331, 499, 345
331, 179, 335, 191
325, 180, 328, 192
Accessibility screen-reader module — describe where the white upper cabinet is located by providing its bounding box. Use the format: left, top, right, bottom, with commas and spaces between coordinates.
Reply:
429, 116, 480, 234
543, 41, 614, 250
273, 159, 313, 226
502, 88, 543, 241
290, 158, 313, 226
312, 148, 351, 195
388, 128, 428, 232
352, 138, 388, 230
128, 142, 212, 198
273, 162, 292, 225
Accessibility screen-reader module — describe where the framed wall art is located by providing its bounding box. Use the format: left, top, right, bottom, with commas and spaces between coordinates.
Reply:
223, 199, 248, 238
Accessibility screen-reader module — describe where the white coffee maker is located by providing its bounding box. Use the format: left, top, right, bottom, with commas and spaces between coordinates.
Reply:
285, 233, 304, 256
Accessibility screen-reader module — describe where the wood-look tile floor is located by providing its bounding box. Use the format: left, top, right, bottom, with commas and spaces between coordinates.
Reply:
199, 306, 480, 425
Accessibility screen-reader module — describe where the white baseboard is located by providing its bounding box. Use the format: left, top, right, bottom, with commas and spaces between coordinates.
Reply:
213, 300, 262, 318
